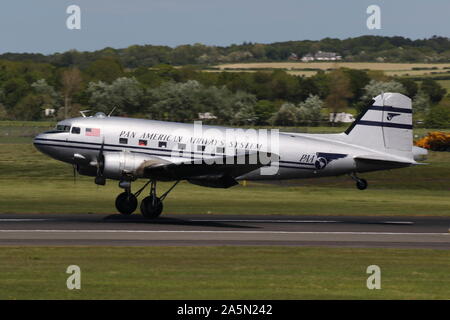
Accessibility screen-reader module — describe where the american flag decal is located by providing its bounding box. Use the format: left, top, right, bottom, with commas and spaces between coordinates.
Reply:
85, 128, 100, 136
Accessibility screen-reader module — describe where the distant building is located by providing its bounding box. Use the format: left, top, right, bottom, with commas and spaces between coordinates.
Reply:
300, 53, 315, 62
330, 112, 354, 123
44, 108, 56, 117
288, 53, 298, 61
301, 51, 342, 62
198, 112, 217, 120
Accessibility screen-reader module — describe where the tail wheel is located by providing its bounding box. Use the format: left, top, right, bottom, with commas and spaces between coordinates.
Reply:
140, 196, 163, 219
356, 179, 368, 190
115, 192, 138, 215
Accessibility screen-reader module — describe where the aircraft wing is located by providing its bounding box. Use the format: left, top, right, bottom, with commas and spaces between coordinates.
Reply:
141, 152, 274, 188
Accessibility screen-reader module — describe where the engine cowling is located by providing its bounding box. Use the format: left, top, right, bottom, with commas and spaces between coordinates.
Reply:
102, 152, 153, 180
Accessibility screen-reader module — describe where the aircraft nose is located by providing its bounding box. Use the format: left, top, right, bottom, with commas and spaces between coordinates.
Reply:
33, 133, 46, 153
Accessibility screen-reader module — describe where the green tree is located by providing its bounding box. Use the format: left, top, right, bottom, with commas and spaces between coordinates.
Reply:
61, 68, 82, 119
87, 77, 145, 115
412, 90, 430, 114
253, 100, 278, 125
297, 95, 323, 125
85, 57, 124, 82
425, 105, 450, 128
359, 80, 406, 112
325, 70, 353, 123
12, 94, 48, 120
1, 78, 29, 110
31, 79, 61, 111
420, 79, 446, 104
397, 78, 418, 98
270, 103, 297, 126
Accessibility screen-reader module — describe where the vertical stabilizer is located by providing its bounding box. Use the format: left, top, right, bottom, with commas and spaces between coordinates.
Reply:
345, 93, 413, 158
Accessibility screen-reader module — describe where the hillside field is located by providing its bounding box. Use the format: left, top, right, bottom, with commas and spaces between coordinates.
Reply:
210, 62, 450, 78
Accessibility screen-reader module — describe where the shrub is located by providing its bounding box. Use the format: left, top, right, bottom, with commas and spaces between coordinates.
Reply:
415, 131, 450, 151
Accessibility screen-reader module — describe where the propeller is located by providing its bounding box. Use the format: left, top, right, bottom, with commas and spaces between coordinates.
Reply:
94, 138, 106, 185
72, 164, 77, 184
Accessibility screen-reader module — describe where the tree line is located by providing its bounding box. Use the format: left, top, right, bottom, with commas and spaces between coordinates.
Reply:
1, 36, 450, 68
0, 58, 448, 127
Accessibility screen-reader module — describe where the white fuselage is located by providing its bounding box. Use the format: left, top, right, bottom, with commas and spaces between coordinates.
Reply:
33, 115, 412, 182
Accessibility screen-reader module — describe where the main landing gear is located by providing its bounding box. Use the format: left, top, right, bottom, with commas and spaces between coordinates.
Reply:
350, 173, 368, 190
114, 180, 179, 219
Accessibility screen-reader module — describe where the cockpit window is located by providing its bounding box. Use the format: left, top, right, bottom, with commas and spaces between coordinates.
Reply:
56, 125, 71, 132
71, 127, 80, 134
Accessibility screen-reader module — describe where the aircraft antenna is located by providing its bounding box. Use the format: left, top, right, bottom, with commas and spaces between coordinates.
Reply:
108, 107, 117, 117
80, 110, 91, 118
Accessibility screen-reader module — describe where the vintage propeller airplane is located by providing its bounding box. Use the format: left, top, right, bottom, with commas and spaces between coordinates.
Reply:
34, 93, 427, 218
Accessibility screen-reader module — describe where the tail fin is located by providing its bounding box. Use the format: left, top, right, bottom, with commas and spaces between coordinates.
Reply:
345, 93, 413, 158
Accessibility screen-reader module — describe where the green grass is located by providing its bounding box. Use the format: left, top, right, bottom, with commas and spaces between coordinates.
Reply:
0, 120, 55, 127
0, 140, 449, 216
0, 247, 448, 299
0, 137, 449, 301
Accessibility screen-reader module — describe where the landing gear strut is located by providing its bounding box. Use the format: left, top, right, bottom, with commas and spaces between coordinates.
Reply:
350, 173, 368, 190
114, 179, 180, 218
140, 180, 179, 219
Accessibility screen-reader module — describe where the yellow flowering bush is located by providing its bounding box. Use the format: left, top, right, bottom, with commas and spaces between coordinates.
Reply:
415, 131, 450, 151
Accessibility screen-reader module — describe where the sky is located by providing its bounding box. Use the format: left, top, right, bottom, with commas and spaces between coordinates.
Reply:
0, 0, 449, 54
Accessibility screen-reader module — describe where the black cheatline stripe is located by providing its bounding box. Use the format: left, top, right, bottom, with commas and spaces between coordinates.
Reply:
34, 138, 213, 157
278, 165, 316, 171
33, 142, 197, 159
369, 105, 412, 114
357, 120, 412, 129
36, 137, 295, 164
279, 160, 315, 166
34, 141, 315, 171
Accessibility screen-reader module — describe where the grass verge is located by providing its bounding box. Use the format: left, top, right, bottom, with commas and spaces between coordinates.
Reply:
0, 246, 448, 299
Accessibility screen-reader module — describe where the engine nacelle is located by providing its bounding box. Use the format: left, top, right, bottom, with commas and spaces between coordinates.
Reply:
103, 152, 152, 180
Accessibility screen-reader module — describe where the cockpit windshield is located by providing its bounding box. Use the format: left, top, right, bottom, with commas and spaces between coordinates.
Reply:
44, 124, 71, 134
56, 125, 71, 132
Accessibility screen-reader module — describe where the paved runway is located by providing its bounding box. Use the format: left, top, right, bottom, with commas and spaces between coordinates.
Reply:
0, 213, 448, 249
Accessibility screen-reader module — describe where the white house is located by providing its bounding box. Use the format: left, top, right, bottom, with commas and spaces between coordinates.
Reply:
44, 108, 56, 117
329, 112, 354, 123
301, 51, 342, 62
198, 112, 217, 120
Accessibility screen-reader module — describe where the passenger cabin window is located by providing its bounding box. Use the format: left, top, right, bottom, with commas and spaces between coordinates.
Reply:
119, 138, 128, 144
197, 145, 205, 152
138, 139, 147, 146
178, 143, 186, 150
158, 141, 167, 148
71, 127, 80, 134
216, 147, 225, 154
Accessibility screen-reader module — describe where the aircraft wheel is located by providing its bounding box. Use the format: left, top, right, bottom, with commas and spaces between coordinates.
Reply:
356, 179, 368, 190
140, 196, 163, 219
115, 192, 138, 215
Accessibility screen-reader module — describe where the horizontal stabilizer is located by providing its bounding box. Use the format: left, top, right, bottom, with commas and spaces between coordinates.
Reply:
354, 154, 415, 164
354, 154, 415, 171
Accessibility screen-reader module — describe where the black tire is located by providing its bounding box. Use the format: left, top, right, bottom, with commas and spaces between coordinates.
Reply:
140, 196, 163, 219
356, 179, 368, 190
115, 192, 138, 215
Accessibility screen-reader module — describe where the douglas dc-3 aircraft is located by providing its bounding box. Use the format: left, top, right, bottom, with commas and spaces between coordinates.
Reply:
34, 93, 427, 218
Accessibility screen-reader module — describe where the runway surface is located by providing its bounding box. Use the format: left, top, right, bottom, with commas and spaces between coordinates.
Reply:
0, 213, 449, 249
